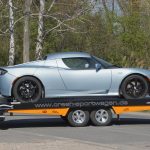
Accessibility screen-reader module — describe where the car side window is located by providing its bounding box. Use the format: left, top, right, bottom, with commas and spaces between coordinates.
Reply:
62, 57, 96, 70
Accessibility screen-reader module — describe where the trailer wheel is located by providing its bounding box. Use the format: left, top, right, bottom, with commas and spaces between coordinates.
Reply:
90, 109, 112, 126
67, 109, 89, 127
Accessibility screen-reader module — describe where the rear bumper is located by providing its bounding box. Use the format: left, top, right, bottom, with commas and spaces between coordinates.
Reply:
0, 73, 16, 97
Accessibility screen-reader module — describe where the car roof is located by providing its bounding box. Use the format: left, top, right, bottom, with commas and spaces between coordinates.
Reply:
45, 52, 91, 60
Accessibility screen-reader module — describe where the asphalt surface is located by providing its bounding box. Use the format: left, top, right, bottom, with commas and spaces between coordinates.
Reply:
1, 76, 150, 149
0, 112, 150, 149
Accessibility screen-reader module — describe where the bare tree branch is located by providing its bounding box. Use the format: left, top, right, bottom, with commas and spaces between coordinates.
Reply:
48, 0, 55, 12
0, 16, 24, 34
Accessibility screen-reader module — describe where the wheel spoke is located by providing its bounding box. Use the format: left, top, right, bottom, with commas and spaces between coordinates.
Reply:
101, 117, 106, 123
72, 110, 86, 124
95, 109, 108, 123
17, 80, 39, 100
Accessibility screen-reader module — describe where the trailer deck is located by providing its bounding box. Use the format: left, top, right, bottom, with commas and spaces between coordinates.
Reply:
0, 96, 150, 127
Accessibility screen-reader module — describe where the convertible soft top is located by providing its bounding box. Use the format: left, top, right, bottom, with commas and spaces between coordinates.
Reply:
45, 52, 91, 60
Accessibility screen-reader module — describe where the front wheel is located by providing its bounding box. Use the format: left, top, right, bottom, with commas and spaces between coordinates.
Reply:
13, 76, 42, 103
120, 75, 149, 99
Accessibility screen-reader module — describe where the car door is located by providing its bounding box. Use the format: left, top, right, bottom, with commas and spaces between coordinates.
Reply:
34, 59, 66, 97
57, 57, 112, 95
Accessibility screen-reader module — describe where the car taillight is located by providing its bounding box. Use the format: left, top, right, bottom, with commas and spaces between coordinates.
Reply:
0, 69, 7, 75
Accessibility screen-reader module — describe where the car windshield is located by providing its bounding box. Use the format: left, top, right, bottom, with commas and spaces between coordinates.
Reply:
93, 56, 120, 69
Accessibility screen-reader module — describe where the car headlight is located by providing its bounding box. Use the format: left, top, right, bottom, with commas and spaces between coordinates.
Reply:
0, 69, 7, 75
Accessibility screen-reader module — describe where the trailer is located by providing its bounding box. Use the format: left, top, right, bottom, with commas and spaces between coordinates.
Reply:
0, 96, 150, 127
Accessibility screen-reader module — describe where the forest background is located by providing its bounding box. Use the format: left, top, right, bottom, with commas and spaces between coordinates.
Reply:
0, 0, 150, 69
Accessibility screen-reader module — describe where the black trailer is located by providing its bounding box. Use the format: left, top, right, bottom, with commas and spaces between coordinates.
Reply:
0, 96, 150, 127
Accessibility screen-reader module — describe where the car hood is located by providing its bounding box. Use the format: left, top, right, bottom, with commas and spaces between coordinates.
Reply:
112, 67, 150, 78
121, 67, 150, 73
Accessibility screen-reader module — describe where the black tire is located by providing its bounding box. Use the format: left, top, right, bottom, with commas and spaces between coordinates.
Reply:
13, 76, 42, 103
120, 75, 149, 99
67, 109, 89, 127
90, 109, 112, 126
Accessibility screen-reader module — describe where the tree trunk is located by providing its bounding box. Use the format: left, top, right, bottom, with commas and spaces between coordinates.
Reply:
8, 0, 15, 66
131, 0, 141, 13
102, 0, 113, 33
23, 0, 32, 63
35, 0, 45, 60
112, 0, 115, 13
117, 0, 129, 15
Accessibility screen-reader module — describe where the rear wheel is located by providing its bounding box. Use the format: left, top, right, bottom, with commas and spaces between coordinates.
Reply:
67, 109, 89, 127
120, 75, 149, 99
90, 109, 112, 126
13, 76, 42, 103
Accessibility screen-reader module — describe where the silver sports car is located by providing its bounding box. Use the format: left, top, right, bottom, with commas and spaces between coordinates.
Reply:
0, 52, 150, 103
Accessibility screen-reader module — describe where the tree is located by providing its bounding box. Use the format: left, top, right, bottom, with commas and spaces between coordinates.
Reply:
131, 0, 141, 13
23, 0, 32, 62
0, 0, 149, 68
8, 0, 15, 65
35, 0, 45, 60
34, 0, 90, 58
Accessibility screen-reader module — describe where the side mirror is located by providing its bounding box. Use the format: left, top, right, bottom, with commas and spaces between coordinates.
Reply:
95, 63, 102, 72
